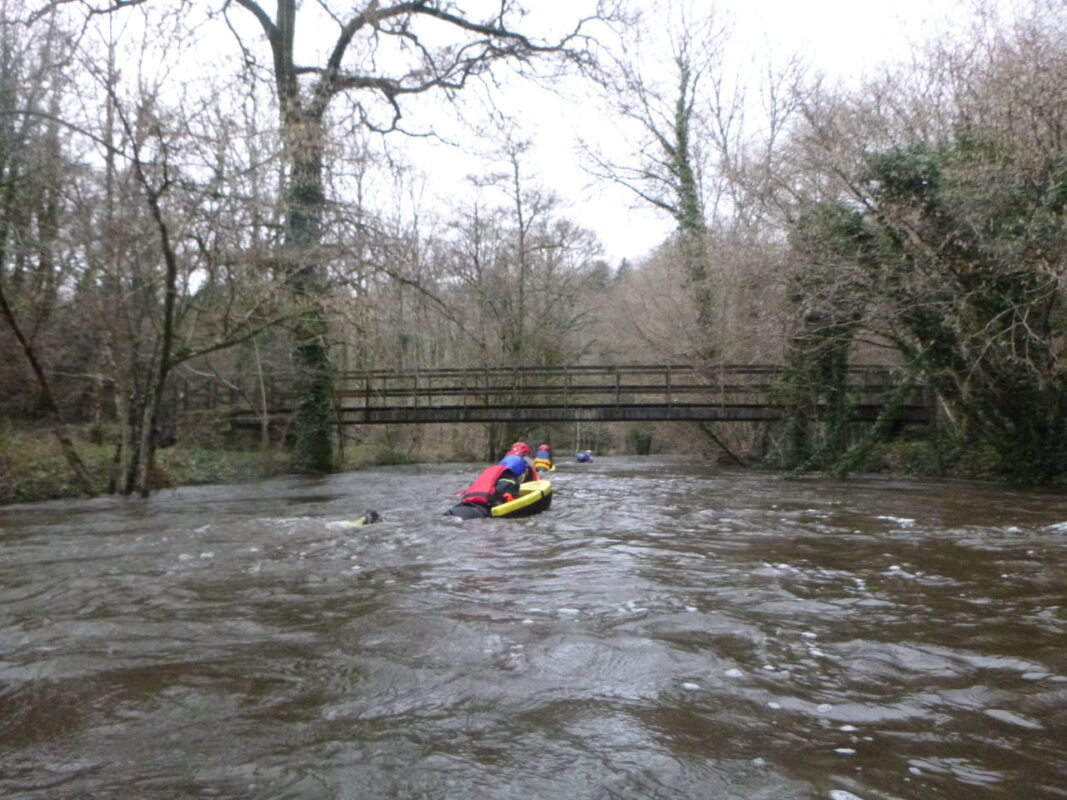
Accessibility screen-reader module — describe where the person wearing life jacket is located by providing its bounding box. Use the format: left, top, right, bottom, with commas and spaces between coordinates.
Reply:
534, 443, 553, 470
446, 442, 537, 518
576, 449, 594, 463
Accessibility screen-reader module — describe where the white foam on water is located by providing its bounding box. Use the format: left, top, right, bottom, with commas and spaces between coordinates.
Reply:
984, 708, 1044, 729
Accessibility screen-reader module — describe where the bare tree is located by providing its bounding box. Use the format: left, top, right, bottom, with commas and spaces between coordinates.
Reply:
0, 3, 96, 495
199, 0, 613, 472
50, 10, 299, 496
584, 1, 735, 358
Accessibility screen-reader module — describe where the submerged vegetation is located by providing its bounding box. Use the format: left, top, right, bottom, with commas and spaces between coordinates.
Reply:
2, 1, 1066, 505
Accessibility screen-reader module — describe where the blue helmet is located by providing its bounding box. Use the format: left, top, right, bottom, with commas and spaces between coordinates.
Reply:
499, 454, 527, 477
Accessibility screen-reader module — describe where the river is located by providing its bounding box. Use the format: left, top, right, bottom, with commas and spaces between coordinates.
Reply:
1, 457, 1065, 799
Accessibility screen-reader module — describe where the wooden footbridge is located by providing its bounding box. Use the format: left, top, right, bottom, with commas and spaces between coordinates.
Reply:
202, 364, 931, 428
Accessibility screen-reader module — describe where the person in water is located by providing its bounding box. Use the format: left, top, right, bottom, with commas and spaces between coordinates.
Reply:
447, 442, 538, 518
534, 443, 553, 470
576, 449, 594, 462
504, 441, 538, 482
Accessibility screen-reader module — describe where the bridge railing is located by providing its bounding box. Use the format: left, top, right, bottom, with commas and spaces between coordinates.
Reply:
333, 363, 909, 414
334, 364, 733, 410
189, 363, 925, 426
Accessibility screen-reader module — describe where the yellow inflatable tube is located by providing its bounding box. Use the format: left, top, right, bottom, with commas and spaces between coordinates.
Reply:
491, 479, 552, 517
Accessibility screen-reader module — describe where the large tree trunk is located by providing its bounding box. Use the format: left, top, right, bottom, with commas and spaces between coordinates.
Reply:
282, 112, 334, 472
672, 62, 715, 361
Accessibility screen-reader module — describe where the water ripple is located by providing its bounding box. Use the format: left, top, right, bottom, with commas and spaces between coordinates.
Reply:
1, 460, 1065, 798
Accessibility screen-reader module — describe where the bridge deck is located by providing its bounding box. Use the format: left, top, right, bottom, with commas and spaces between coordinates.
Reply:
214, 363, 930, 427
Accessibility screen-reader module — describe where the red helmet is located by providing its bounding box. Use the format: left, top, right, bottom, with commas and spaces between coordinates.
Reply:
537, 443, 550, 451
508, 441, 530, 457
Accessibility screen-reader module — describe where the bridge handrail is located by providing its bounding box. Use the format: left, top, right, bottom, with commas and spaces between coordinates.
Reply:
179, 362, 917, 419
212, 363, 901, 385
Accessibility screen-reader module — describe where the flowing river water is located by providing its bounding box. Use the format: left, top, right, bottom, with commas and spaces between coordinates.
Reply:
1, 457, 1065, 799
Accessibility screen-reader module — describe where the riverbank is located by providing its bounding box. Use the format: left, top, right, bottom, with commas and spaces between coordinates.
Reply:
0, 423, 480, 506
0, 427, 292, 505
0, 428, 542, 506
0, 421, 1053, 507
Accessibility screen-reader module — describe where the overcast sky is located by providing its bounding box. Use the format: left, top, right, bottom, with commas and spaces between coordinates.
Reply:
402, 0, 992, 265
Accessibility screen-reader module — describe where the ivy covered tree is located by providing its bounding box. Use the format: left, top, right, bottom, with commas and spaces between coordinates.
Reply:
783, 139, 1067, 480
774, 202, 873, 470
586, 2, 727, 360
858, 141, 1067, 479
778, 1, 1067, 482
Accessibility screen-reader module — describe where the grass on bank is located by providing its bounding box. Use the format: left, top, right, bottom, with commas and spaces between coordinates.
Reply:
0, 427, 292, 505
0, 421, 486, 506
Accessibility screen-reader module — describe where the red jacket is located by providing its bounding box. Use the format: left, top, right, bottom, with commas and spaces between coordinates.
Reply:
458, 464, 511, 506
